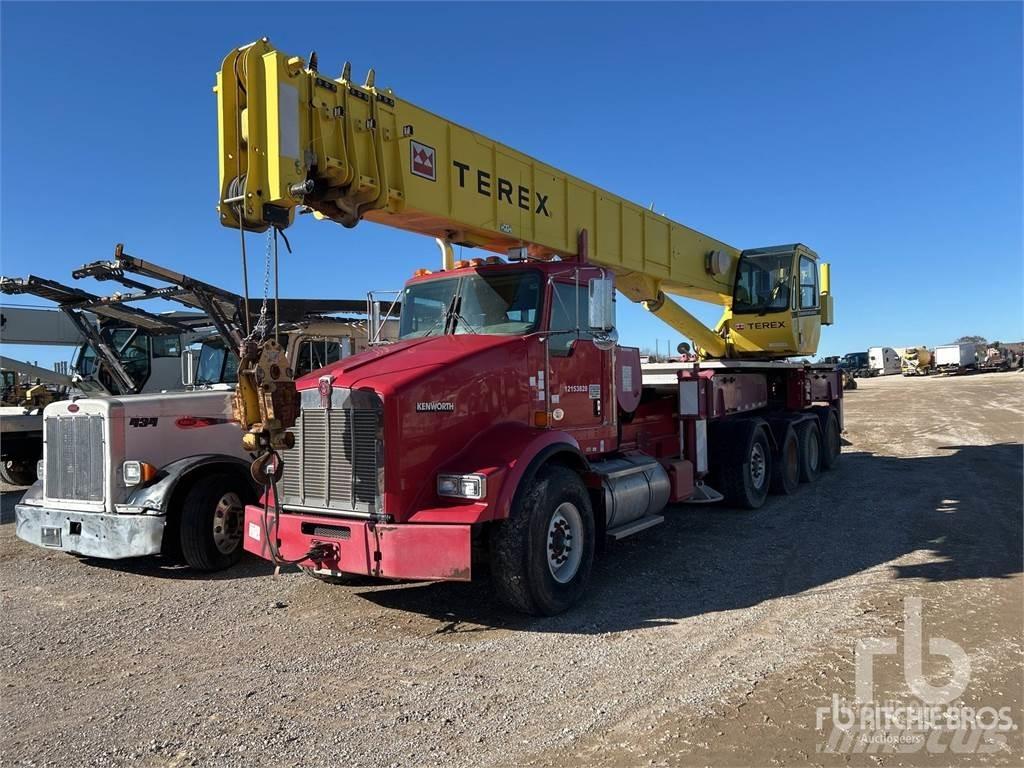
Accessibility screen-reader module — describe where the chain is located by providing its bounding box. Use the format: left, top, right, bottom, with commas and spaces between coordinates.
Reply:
244, 229, 275, 343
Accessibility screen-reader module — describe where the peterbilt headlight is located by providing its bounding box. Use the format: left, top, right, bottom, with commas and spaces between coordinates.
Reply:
437, 473, 486, 500
123, 460, 158, 487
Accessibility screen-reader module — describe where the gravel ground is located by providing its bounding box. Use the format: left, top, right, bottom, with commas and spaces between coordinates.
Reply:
1, 371, 1021, 766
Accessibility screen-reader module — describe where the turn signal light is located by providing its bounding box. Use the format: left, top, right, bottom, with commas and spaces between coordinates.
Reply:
533, 411, 549, 427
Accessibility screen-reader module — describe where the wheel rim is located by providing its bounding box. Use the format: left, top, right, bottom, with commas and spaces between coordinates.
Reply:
212, 491, 243, 554
750, 441, 767, 490
546, 502, 584, 584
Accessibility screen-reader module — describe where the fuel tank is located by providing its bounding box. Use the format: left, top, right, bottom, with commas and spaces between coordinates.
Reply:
591, 454, 671, 530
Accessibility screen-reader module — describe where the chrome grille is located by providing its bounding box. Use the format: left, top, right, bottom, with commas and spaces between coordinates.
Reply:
278, 397, 381, 515
44, 414, 105, 502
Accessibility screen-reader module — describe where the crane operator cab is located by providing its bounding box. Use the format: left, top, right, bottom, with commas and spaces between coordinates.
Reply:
726, 244, 833, 358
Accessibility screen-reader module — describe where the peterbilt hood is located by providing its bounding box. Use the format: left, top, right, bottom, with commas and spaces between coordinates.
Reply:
298, 335, 528, 394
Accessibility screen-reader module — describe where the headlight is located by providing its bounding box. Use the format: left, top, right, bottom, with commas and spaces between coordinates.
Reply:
123, 460, 158, 487
437, 473, 486, 500
36, 459, 44, 479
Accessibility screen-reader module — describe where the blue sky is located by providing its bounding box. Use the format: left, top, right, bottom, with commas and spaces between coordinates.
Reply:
2, 1, 1021, 369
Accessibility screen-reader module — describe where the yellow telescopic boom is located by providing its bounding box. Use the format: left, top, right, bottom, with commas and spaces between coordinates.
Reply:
216, 39, 828, 359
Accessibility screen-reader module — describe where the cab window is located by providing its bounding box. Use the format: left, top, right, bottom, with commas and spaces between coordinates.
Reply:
799, 256, 819, 309
295, 339, 344, 377
548, 282, 592, 357
152, 334, 182, 358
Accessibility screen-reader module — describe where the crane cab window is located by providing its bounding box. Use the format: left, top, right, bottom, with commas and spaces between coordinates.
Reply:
799, 256, 819, 309
548, 282, 592, 357
295, 339, 345, 376
733, 252, 793, 315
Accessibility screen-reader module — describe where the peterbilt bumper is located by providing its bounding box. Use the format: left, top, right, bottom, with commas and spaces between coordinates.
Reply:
15, 503, 165, 559
243, 505, 472, 581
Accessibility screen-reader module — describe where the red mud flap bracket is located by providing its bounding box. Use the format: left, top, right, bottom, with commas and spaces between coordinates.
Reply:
243, 505, 472, 582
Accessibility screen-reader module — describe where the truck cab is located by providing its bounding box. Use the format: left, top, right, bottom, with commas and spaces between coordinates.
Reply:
243, 259, 841, 613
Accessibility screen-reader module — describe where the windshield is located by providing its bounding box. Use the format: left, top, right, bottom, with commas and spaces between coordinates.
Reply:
399, 271, 542, 339
195, 342, 239, 385
733, 253, 793, 315
840, 353, 867, 368
74, 327, 151, 384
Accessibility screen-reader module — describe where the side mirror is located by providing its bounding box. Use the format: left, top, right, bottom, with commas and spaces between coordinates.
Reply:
181, 347, 199, 387
588, 277, 616, 331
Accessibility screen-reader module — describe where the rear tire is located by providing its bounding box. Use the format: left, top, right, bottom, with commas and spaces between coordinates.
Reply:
769, 427, 800, 495
721, 426, 772, 509
490, 465, 595, 616
820, 410, 841, 470
179, 473, 249, 571
797, 420, 822, 483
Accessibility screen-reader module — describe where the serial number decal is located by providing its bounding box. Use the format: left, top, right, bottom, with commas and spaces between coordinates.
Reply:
129, 417, 159, 428
564, 385, 589, 393
416, 402, 455, 413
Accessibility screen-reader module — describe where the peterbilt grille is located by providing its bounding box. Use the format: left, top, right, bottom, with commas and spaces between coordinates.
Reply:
278, 406, 380, 515
44, 414, 105, 502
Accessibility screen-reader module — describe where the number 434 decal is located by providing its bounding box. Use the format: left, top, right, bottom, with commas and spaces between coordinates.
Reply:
129, 417, 158, 428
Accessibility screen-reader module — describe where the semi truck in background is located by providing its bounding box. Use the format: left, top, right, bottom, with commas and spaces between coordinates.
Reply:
12, 249, 399, 570
868, 347, 901, 376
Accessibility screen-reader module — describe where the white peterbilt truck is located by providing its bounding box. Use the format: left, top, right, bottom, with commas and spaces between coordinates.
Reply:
15, 317, 396, 570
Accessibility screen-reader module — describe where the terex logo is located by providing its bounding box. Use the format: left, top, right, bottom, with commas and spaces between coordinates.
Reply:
452, 161, 551, 217
741, 320, 787, 331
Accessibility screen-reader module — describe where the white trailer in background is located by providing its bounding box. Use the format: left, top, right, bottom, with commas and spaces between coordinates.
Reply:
934, 343, 979, 374
868, 346, 901, 376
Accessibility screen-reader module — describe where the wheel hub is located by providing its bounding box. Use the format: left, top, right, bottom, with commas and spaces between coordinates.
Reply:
212, 491, 243, 554
750, 442, 766, 489
546, 502, 584, 584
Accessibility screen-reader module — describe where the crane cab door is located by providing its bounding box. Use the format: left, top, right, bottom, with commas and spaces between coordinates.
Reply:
541, 280, 613, 447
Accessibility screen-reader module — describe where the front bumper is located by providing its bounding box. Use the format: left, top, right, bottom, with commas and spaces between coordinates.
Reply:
244, 505, 472, 581
15, 503, 165, 559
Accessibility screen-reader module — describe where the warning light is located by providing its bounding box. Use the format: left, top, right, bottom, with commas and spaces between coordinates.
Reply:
453, 260, 470, 269
413, 268, 432, 277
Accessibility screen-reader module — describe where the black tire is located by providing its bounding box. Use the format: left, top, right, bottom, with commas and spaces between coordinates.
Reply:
769, 427, 800, 495
797, 420, 822, 483
489, 465, 595, 616
179, 473, 249, 571
720, 425, 772, 509
1, 460, 36, 486
820, 410, 841, 470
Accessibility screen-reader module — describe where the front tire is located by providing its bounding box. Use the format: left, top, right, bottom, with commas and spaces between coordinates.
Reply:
179, 473, 249, 571
490, 465, 595, 616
